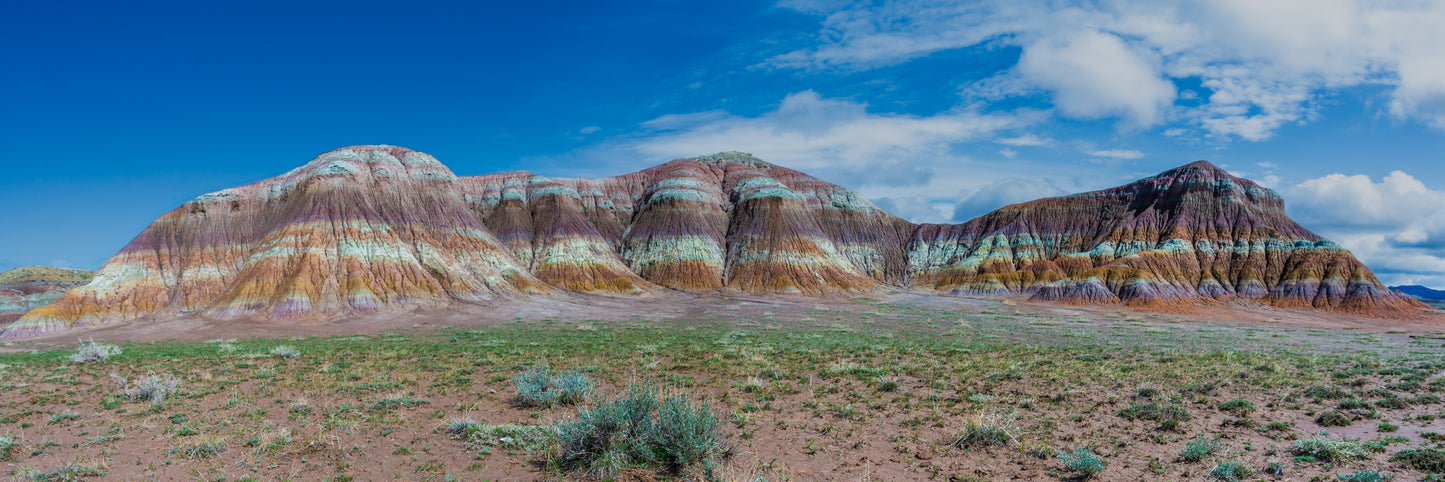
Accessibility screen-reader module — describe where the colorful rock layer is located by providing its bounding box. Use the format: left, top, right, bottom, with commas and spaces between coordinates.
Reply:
908, 161, 1421, 314
0, 267, 94, 324
0, 148, 1420, 339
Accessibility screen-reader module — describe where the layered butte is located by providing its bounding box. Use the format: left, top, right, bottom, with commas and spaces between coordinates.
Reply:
0, 147, 1420, 339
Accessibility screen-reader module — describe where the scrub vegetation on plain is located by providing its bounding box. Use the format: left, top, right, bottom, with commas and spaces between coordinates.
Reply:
2, 298, 1445, 480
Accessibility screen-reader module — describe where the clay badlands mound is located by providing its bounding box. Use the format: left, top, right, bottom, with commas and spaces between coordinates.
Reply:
0, 267, 93, 324
0, 146, 1422, 339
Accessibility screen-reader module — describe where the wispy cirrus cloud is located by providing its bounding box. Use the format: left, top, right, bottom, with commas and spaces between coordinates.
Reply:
952, 177, 1069, 222
994, 133, 1052, 147
1085, 149, 1146, 160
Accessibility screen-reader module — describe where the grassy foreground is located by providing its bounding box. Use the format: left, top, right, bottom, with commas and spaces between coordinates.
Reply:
2, 301, 1445, 480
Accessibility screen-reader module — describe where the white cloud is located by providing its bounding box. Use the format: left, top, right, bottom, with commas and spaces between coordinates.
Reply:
952, 177, 1069, 222
998, 148, 1017, 159
547, 90, 1116, 225
1284, 170, 1445, 287
872, 196, 952, 222
1085, 149, 1146, 160
1016, 30, 1176, 128
994, 133, 1052, 147
817, 161, 933, 188
628, 90, 1029, 172
579, 126, 601, 134
769, 0, 1039, 71
1288, 171, 1442, 231
772, 0, 1445, 139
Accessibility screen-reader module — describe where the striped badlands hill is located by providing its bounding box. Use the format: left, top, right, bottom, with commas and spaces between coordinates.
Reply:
0, 267, 93, 324
910, 161, 1419, 314
0, 146, 1420, 339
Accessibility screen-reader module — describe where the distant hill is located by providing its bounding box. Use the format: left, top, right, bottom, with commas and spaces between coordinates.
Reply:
0, 146, 1423, 340
1391, 285, 1445, 301
0, 266, 94, 323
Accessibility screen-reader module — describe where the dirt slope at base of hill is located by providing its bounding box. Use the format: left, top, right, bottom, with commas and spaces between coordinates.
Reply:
5, 290, 1441, 352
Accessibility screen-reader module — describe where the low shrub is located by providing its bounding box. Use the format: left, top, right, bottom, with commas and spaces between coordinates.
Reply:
550, 385, 726, 477
1218, 398, 1255, 414
1289, 438, 1375, 463
18, 463, 107, 480
113, 372, 181, 403
1181, 436, 1220, 463
1392, 448, 1445, 473
513, 366, 594, 407
269, 345, 300, 359
169, 437, 225, 459
1337, 469, 1392, 482
1058, 447, 1105, 479
1304, 385, 1348, 400
68, 339, 121, 364
1210, 459, 1253, 481
453, 422, 553, 454
1339, 398, 1373, 410
1119, 403, 1190, 431
372, 397, 429, 410
0, 434, 18, 461
444, 417, 481, 435
1316, 411, 1352, 427
955, 412, 1016, 447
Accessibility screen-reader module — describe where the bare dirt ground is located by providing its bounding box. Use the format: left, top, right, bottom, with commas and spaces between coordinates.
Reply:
9, 290, 1444, 350
2, 292, 1444, 481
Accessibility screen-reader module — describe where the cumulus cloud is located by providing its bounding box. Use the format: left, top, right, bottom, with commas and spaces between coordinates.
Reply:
1016, 30, 1176, 128
1283, 171, 1445, 287
628, 90, 1028, 172
771, 0, 1445, 139
952, 177, 1069, 222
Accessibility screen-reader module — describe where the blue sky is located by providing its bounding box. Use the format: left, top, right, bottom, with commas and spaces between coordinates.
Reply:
3, 0, 1444, 286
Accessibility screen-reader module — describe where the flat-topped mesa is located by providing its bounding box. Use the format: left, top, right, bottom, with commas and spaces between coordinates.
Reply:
0, 148, 1421, 340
